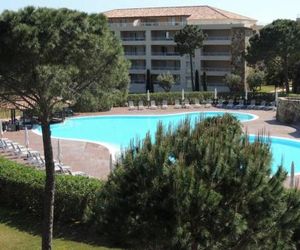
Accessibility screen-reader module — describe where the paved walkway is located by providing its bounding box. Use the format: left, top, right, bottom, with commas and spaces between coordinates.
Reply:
2, 107, 300, 187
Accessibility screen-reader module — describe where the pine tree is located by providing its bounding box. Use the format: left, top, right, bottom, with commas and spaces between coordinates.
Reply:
96, 115, 300, 249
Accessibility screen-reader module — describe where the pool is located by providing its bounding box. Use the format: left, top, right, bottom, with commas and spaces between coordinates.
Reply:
34, 111, 300, 174
248, 135, 300, 174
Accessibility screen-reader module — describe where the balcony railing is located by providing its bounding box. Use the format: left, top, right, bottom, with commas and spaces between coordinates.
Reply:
125, 51, 146, 56
121, 37, 145, 41
131, 80, 146, 84
110, 21, 186, 28
152, 51, 180, 56
202, 67, 231, 72
151, 36, 174, 41
152, 66, 180, 71
142, 21, 186, 26
206, 36, 231, 41
130, 65, 146, 70
202, 52, 231, 56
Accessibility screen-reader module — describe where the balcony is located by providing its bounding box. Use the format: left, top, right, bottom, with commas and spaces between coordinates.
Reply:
121, 37, 145, 41
204, 36, 232, 45
152, 51, 180, 56
125, 51, 146, 56
151, 36, 174, 41
202, 67, 231, 76
110, 21, 186, 28
202, 52, 231, 56
207, 36, 231, 40
152, 66, 180, 71
131, 80, 146, 84
131, 65, 146, 70
202, 52, 231, 61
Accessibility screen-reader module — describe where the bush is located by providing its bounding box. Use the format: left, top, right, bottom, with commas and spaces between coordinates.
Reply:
157, 72, 175, 92
128, 92, 214, 106
0, 158, 103, 223
126, 91, 276, 106
247, 69, 265, 92
95, 115, 300, 249
225, 74, 243, 92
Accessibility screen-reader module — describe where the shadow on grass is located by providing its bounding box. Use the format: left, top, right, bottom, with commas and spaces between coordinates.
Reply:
0, 206, 120, 249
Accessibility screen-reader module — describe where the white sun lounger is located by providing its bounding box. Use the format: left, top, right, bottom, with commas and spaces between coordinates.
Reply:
149, 100, 158, 110
216, 99, 224, 108
204, 99, 212, 108
174, 99, 181, 109
183, 100, 192, 109
138, 100, 145, 110
0, 139, 14, 152
128, 101, 136, 111
226, 99, 235, 109
162, 100, 168, 110
256, 101, 267, 110
247, 100, 256, 109
235, 100, 246, 109
193, 98, 202, 108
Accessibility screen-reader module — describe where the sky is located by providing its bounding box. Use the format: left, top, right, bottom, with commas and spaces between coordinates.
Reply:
0, 0, 299, 25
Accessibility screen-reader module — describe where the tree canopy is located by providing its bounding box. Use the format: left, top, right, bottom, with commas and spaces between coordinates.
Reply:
246, 19, 300, 93
157, 72, 175, 92
174, 25, 206, 91
224, 74, 243, 92
0, 7, 129, 114
247, 69, 265, 92
96, 115, 300, 249
0, 7, 129, 250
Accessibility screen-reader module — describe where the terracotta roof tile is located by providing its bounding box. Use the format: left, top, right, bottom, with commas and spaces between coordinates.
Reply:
103, 5, 255, 21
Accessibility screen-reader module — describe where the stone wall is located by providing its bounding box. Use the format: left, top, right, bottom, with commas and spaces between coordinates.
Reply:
276, 97, 300, 123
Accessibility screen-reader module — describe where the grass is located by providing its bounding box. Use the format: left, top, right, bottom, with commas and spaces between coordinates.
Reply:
258, 85, 276, 93
0, 207, 120, 250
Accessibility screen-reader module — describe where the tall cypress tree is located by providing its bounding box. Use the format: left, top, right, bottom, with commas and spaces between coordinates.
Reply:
202, 71, 208, 91
195, 70, 200, 91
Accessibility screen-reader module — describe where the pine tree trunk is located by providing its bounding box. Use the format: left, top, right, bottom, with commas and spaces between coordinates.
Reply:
190, 54, 195, 91
284, 56, 289, 94
41, 117, 55, 250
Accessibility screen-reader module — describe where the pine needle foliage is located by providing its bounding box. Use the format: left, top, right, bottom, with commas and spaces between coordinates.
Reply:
95, 114, 300, 249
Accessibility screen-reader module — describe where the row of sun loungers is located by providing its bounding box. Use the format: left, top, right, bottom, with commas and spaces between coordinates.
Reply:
0, 138, 87, 176
128, 99, 213, 110
128, 99, 276, 111
216, 99, 276, 110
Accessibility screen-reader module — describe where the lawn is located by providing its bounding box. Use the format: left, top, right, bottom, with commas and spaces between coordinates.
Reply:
0, 207, 119, 250
258, 85, 276, 93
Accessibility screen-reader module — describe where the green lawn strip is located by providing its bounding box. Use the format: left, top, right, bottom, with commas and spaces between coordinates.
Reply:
258, 85, 276, 93
0, 207, 119, 250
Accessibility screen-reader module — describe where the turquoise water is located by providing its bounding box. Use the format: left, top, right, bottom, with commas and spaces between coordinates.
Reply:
248, 135, 300, 174
36, 111, 300, 173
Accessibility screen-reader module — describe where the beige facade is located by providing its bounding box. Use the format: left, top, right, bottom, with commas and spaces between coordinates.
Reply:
104, 6, 257, 93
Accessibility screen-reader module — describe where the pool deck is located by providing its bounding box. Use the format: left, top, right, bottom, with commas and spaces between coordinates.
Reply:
2, 106, 300, 188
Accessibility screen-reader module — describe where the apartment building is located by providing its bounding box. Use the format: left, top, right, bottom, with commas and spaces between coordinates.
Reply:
104, 6, 257, 93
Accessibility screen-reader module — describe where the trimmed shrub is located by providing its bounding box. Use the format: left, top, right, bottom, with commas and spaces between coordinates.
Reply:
0, 158, 103, 223
126, 91, 276, 106
127, 92, 214, 106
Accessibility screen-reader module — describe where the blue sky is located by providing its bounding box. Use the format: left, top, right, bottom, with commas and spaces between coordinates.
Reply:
0, 0, 299, 24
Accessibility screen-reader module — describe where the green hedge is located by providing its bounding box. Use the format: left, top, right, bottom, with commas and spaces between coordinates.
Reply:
126, 91, 277, 106
0, 157, 103, 223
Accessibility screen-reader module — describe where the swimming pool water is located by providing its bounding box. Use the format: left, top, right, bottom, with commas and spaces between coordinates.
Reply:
35, 111, 300, 174
46, 111, 255, 147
